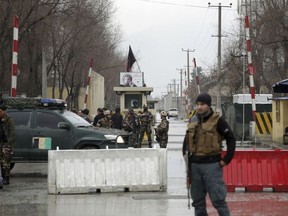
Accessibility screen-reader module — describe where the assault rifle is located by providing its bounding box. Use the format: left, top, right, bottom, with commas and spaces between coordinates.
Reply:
184, 153, 191, 209
123, 120, 133, 132
183, 135, 191, 209
154, 128, 160, 142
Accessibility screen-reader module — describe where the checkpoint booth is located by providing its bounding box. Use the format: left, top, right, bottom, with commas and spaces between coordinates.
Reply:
115, 72, 153, 113
113, 86, 155, 146
272, 79, 288, 144
113, 86, 153, 113
271, 97, 288, 144
232, 94, 272, 140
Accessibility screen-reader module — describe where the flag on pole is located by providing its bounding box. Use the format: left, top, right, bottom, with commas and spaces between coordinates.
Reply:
126, 45, 136, 72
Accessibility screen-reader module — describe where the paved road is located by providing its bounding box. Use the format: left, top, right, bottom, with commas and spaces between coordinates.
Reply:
1, 118, 288, 216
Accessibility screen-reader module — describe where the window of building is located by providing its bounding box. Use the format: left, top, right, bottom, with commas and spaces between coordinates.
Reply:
147, 102, 155, 109
124, 94, 142, 109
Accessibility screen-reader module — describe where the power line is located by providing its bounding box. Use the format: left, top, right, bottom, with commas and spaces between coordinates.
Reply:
138, 0, 208, 9
192, 8, 209, 49
139, 0, 236, 11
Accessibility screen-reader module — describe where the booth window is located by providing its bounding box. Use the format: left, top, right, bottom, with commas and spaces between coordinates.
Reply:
125, 94, 142, 109
276, 100, 280, 122
147, 102, 155, 109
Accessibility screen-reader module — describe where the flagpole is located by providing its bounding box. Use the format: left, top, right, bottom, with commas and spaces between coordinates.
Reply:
135, 60, 141, 72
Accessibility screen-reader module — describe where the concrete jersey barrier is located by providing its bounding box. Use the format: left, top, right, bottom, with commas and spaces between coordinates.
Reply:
48, 148, 167, 194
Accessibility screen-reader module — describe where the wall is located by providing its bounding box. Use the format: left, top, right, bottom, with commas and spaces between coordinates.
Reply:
47, 70, 104, 116
82, 71, 105, 116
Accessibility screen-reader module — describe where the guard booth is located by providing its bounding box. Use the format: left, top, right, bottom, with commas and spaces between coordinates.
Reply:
113, 86, 155, 146
272, 79, 288, 144
272, 97, 288, 144
113, 87, 153, 113
232, 94, 272, 140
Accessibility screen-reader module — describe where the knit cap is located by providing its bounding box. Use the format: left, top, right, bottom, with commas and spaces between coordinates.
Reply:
196, 93, 211, 107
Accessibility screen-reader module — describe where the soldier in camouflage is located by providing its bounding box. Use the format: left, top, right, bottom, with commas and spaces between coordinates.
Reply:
123, 109, 139, 147
0, 105, 15, 186
155, 111, 169, 148
96, 110, 113, 128
139, 105, 153, 148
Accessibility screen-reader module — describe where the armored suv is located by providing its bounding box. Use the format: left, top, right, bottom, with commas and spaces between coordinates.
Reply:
4, 98, 131, 163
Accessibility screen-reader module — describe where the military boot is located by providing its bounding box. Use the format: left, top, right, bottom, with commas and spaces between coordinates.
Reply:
3, 177, 9, 185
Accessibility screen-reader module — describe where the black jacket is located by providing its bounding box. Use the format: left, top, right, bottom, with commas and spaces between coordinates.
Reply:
111, 112, 123, 130
93, 113, 104, 126
182, 110, 236, 165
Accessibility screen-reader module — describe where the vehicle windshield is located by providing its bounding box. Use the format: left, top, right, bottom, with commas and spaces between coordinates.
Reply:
62, 111, 92, 127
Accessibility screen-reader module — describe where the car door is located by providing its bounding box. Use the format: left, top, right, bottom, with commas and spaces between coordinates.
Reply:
8, 110, 34, 161
33, 110, 73, 159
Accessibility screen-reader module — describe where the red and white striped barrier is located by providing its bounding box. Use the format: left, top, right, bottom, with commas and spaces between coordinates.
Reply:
193, 58, 201, 94
83, 58, 93, 110
11, 16, 19, 97
245, 16, 256, 121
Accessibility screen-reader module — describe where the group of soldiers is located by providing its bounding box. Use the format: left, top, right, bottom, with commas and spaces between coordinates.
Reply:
123, 105, 169, 148
122, 105, 169, 148
90, 105, 169, 148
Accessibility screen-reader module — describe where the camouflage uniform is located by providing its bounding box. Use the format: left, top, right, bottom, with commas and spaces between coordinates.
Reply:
139, 107, 153, 147
97, 116, 113, 128
123, 110, 139, 147
96, 110, 113, 128
155, 114, 169, 148
0, 113, 15, 185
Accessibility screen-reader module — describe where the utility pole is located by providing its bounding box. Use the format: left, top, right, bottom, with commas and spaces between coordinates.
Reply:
176, 68, 184, 117
172, 79, 177, 108
209, 2, 232, 115
168, 83, 173, 109
168, 84, 173, 94
176, 68, 184, 101
181, 49, 195, 111
177, 84, 179, 111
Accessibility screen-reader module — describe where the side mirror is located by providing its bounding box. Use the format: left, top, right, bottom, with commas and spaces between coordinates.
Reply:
58, 122, 70, 130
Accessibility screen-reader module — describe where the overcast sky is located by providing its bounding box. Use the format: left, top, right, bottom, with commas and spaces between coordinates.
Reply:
113, 0, 241, 98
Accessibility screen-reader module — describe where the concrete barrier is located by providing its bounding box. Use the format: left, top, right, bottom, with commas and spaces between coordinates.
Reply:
48, 148, 167, 194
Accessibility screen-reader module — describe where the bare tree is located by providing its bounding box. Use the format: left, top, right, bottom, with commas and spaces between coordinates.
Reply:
0, 0, 125, 107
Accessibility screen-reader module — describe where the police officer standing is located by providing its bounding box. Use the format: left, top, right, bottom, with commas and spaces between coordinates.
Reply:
0, 105, 15, 186
183, 93, 236, 216
139, 105, 153, 148
155, 111, 169, 148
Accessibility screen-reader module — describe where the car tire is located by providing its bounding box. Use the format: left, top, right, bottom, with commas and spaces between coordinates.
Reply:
81, 145, 100, 149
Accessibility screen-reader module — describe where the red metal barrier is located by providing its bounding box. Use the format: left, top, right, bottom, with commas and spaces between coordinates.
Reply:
222, 150, 288, 192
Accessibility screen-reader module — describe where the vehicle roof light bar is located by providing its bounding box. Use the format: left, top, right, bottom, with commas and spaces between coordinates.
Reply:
2, 97, 67, 109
